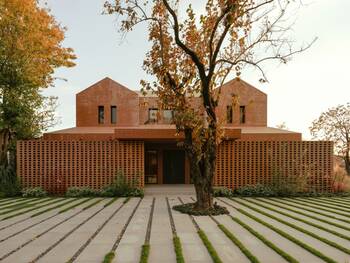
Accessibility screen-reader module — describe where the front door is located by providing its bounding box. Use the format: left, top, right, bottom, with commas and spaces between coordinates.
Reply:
163, 150, 185, 184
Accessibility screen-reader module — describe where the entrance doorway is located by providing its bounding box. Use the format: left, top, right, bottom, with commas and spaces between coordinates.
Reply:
163, 150, 185, 184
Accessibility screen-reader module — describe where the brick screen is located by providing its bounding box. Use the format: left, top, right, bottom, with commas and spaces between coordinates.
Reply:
17, 140, 144, 194
17, 140, 333, 193
215, 141, 333, 192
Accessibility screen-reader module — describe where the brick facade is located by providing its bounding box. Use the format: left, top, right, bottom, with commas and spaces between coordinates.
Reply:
16, 77, 333, 192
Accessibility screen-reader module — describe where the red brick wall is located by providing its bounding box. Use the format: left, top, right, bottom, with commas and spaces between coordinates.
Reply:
17, 140, 144, 194
17, 140, 333, 193
215, 141, 333, 192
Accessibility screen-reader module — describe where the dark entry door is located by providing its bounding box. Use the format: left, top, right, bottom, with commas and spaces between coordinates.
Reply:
163, 150, 185, 184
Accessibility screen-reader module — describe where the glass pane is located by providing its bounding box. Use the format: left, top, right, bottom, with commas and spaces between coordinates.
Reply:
98, 106, 104, 124
148, 108, 158, 122
163, 110, 173, 124
111, 106, 117, 124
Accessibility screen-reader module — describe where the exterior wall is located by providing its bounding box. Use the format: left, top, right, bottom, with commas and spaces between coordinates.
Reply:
17, 140, 144, 194
215, 141, 333, 192
76, 78, 139, 127
217, 79, 267, 126
239, 133, 302, 141
17, 140, 333, 193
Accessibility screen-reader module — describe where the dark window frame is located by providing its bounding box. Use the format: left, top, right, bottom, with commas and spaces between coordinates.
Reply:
240, 105, 246, 124
148, 108, 159, 123
111, 105, 117, 124
98, 106, 104, 124
226, 105, 233, 124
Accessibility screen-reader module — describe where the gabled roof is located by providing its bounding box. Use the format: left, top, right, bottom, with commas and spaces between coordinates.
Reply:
218, 77, 267, 96
77, 77, 138, 96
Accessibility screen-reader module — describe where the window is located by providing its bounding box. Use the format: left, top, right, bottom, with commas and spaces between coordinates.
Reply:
111, 106, 117, 124
226, 105, 233, 124
163, 110, 173, 124
148, 108, 158, 123
240, 106, 246, 124
98, 106, 104, 124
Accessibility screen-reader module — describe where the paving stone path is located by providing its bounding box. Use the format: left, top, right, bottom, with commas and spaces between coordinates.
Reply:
0, 196, 349, 263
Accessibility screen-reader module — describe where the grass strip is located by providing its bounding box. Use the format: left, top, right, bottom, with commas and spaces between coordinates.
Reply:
0, 198, 22, 206
102, 252, 115, 263
217, 224, 259, 263
256, 198, 350, 233
293, 198, 350, 213
139, 243, 150, 263
305, 197, 350, 209
58, 198, 93, 213
223, 200, 336, 263
1, 198, 63, 220
197, 229, 223, 263
230, 216, 298, 263
173, 236, 185, 263
104, 197, 119, 207
82, 198, 104, 210
323, 198, 350, 207
0, 198, 45, 213
280, 198, 350, 219
31, 198, 77, 217
232, 198, 350, 255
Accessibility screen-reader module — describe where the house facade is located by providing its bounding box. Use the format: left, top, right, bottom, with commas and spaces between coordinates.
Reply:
17, 78, 333, 193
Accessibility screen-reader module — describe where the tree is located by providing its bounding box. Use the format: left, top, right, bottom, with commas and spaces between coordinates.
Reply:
310, 103, 350, 175
0, 0, 76, 168
105, 0, 313, 212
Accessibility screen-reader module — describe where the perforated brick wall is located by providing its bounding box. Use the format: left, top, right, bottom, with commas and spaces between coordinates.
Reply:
17, 140, 144, 194
215, 141, 333, 192
17, 140, 333, 193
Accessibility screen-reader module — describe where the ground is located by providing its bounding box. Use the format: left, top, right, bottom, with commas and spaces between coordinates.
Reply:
0, 194, 350, 263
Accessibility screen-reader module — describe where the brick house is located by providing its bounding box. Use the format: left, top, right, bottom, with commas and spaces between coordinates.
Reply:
17, 77, 333, 193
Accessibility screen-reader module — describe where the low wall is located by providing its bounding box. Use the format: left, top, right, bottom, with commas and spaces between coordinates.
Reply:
17, 140, 144, 194
17, 140, 333, 193
215, 141, 333, 192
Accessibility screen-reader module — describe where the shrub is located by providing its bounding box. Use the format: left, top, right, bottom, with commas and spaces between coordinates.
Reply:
236, 184, 275, 197
66, 187, 99, 197
0, 164, 21, 197
22, 187, 47, 197
100, 170, 143, 197
213, 187, 234, 197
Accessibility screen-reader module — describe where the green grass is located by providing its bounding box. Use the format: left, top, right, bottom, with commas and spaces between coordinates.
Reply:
269, 198, 350, 225
279, 198, 350, 219
0, 198, 62, 220
0, 198, 45, 212
308, 197, 350, 209
231, 216, 298, 263
102, 252, 115, 263
229, 203, 337, 263
244, 199, 350, 241
173, 236, 185, 263
82, 198, 104, 210
139, 243, 150, 263
31, 198, 77, 217
217, 224, 260, 263
58, 198, 93, 213
197, 229, 223, 263
0, 198, 22, 206
293, 198, 350, 213
104, 197, 119, 207
232, 199, 350, 255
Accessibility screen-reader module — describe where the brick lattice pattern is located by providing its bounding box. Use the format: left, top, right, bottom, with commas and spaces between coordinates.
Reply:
216, 141, 333, 192
17, 140, 144, 194
17, 140, 332, 193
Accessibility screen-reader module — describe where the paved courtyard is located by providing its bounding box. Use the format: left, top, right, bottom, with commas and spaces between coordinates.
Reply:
0, 195, 350, 263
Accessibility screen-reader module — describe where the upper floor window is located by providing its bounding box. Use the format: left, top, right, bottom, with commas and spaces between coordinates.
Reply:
226, 105, 233, 124
98, 106, 104, 124
111, 106, 117, 124
163, 109, 173, 124
240, 106, 246, 124
148, 108, 158, 123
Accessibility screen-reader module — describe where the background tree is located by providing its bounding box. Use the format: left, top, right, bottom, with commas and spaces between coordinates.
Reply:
105, 0, 313, 212
0, 0, 76, 194
310, 103, 350, 175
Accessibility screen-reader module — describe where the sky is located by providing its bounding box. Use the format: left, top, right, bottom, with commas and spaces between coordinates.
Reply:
43, 0, 350, 139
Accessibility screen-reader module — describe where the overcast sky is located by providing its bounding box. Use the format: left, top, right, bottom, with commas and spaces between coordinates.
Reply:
43, 0, 350, 139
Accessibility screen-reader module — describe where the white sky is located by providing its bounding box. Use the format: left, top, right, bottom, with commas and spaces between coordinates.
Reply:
43, 0, 350, 139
